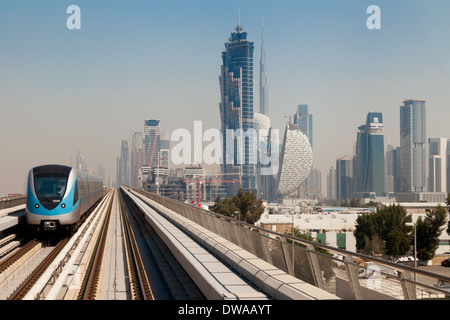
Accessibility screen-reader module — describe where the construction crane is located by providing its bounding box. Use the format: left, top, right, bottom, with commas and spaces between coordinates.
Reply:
284, 114, 293, 124
184, 172, 243, 205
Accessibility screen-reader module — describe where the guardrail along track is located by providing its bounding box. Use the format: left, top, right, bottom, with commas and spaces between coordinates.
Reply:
119, 190, 154, 300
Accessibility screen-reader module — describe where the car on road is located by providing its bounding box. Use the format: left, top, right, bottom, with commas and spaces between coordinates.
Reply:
441, 258, 450, 267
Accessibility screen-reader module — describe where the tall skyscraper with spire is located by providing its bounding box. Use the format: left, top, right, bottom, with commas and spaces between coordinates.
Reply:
219, 16, 256, 195
260, 19, 268, 116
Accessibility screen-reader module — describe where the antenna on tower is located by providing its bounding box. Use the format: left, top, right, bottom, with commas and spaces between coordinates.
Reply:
238, 6, 241, 27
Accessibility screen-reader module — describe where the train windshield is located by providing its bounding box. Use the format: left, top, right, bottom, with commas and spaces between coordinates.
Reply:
34, 173, 69, 199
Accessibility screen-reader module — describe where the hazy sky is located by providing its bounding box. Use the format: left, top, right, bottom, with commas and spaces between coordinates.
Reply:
1, 0, 450, 196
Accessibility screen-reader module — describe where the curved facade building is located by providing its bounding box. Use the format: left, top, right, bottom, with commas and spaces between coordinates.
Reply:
277, 123, 313, 196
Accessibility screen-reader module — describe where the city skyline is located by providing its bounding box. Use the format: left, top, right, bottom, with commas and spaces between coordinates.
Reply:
1, 1, 450, 196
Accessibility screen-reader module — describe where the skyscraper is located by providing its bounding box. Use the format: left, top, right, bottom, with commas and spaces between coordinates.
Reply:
117, 140, 130, 186
428, 137, 447, 192
336, 155, 353, 201
327, 166, 337, 201
254, 112, 274, 201
219, 19, 256, 195
385, 144, 401, 193
399, 99, 428, 192
293, 104, 314, 198
144, 119, 161, 168
259, 21, 268, 116
354, 112, 385, 196
131, 131, 144, 188
293, 104, 313, 149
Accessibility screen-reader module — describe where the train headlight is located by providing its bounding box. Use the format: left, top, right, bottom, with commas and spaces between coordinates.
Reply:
35, 204, 39, 208
61, 204, 66, 208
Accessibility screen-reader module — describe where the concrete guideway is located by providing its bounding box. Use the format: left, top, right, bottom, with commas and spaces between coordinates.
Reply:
124, 187, 339, 300
0, 205, 26, 233
96, 189, 130, 300
123, 188, 269, 300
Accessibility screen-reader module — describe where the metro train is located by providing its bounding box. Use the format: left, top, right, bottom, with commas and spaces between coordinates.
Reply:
26, 164, 104, 233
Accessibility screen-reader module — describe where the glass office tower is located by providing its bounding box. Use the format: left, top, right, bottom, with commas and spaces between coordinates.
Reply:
144, 119, 161, 168
355, 112, 385, 196
219, 22, 256, 195
336, 155, 353, 201
294, 104, 313, 149
400, 99, 428, 192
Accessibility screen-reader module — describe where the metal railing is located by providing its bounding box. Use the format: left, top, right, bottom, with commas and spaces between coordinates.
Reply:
131, 187, 450, 300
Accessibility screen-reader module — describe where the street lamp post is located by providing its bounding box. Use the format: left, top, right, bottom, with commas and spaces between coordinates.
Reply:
405, 222, 417, 283
287, 210, 295, 275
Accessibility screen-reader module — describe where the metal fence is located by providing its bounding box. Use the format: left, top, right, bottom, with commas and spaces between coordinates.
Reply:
132, 187, 450, 300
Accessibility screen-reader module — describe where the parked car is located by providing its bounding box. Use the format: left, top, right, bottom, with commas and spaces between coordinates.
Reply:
441, 258, 450, 267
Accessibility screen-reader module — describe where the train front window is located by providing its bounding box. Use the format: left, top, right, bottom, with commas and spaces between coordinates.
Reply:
34, 173, 69, 199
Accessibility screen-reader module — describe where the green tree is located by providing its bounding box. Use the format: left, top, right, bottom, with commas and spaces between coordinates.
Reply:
378, 205, 412, 257
354, 213, 381, 254
210, 189, 265, 224
354, 204, 412, 258
416, 205, 447, 261
210, 196, 237, 217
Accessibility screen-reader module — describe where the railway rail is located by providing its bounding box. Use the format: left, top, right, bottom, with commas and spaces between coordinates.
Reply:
118, 190, 154, 300
0, 189, 112, 300
2, 186, 304, 300
8, 238, 68, 300
0, 238, 40, 273
76, 189, 114, 300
